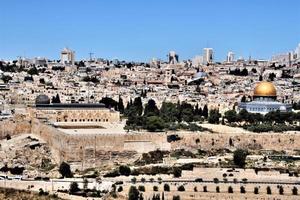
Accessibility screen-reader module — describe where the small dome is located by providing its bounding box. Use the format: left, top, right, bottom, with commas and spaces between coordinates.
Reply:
253, 81, 277, 97
35, 94, 50, 105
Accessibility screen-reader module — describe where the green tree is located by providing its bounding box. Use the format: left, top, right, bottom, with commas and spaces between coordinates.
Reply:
138, 185, 145, 192
266, 186, 271, 194
228, 186, 233, 193
208, 109, 221, 124
128, 186, 140, 200
224, 110, 237, 123
240, 186, 246, 193
180, 102, 194, 122
133, 97, 143, 116
160, 102, 179, 122
119, 165, 131, 176
173, 167, 182, 178
177, 185, 185, 192
279, 186, 284, 195
27, 66, 39, 75
145, 116, 165, 132
254, 187, 259, 194
163, 184, 170, 192
233, 149, 248, 168
292, 186, 298, 195
202, 105, 208, 118
144, 99, 159, 117
118, 96, 125, 114
69, 182, 80, 194
59, 162, 73, 178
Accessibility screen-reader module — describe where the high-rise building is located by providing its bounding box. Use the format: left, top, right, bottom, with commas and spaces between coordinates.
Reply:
61, 48, 75, 65
192, 55, 204, 66
295, 43, 300, 61
226, 51, 235, 63
203, 48, 213, 64
168, 51, 179, 64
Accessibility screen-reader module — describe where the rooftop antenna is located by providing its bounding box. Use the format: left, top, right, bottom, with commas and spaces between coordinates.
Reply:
89, 52, 94, 61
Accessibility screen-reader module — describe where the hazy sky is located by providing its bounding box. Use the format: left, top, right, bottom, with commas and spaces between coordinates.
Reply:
0, 0, 299, 62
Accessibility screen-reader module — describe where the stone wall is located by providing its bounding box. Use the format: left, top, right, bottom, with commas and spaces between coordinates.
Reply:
31, 119, 171, 170
172, 131, 300, 151
0, 118, 31, 140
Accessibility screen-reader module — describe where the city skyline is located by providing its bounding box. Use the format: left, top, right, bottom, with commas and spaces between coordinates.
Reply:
0, 0, 300, 61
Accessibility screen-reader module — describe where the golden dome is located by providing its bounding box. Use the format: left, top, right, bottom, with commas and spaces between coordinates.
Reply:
253, 81, 277, 97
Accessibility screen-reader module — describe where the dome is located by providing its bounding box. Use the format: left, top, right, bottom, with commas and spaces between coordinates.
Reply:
253, 81, 277, 97
35, 94, 50, 105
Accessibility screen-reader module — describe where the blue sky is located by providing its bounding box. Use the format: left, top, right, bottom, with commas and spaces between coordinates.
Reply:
0, 0, 299, 62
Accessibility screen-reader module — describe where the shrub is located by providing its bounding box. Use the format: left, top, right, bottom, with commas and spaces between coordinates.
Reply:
39, 188, 45, 196
117, 186, 123, 192
173, 195, 180, 200
254, 187, 259, 194
292, 186, 298, 195
173, 167, 182, 178
131, 177, 137, 184
59, 162, 73, 178
228, 186, 233, 193
279, 186, 284, 195
178, 185, 185, 192
119, 165, 131, 176
233, 149, 248, 168
194, 186, 197, 192
141, 177, 146, 183
267, 186, 271, 194
213, 178, 219, 184
164, 184, 170, 192
240, 186, 246, 193
158, 177, 162, 184
128, 186, 139, 200
69, 182, 80, 194
138, 185, 145, 192
153, 186, 158, 191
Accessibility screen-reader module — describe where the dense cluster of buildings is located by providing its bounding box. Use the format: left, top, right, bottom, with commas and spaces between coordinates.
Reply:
1, 45, 300, 118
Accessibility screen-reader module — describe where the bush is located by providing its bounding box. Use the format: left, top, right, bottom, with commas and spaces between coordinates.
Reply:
141, 177, 146, 183
240, 186, 246, 193
153, 186, 158, 191
194, 186, 197, 192
292, 186, 298, 195
138, 185, 145, 192
228, 186, 233, 193
128, 186, 139, 200
173, 167, 182, 178
233, 149, 248, 168
178, 185, 185, 192
69, 182, 80, 194
164, 184, 170, 192
59, 162, 73, 178
267, 186, 271, 194
131, 177, 137, 184
119, 165, 131, 176
213, 178, 219, 184
173, 195, 180, 200
117, 186, 123, 192
254, 187, 259, 194
279, 186, 284, 195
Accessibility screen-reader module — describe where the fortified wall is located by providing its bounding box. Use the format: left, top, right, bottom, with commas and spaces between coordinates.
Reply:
173, 131, 300, 151
0, 117, 31, 139
31, 119, 171, 170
